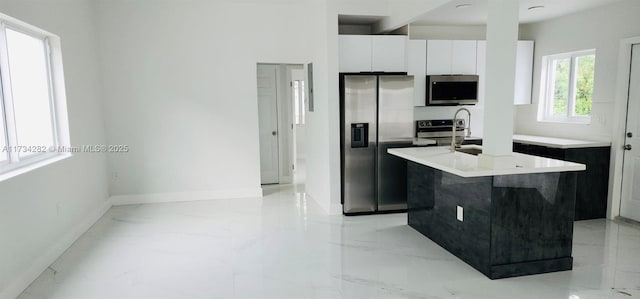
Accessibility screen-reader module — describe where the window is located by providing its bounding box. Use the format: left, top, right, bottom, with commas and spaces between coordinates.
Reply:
540, 49, 595, 123
293, 80, 306, 125
0, 16, 70, 178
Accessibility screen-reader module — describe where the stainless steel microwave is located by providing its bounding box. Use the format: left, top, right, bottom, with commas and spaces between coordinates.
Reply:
426, 75, 479, 106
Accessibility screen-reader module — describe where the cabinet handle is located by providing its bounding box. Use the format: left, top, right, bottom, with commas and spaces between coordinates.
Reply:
624, 144, 632, 151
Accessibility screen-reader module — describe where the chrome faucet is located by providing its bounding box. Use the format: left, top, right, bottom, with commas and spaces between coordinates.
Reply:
451, 108, 472, 152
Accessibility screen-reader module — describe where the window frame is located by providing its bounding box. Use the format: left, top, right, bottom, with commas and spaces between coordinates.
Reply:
539, 49, 596, 124
0, 14, 71, 180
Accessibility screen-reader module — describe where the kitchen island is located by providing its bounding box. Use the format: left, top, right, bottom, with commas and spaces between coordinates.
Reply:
388, 146, 586, 279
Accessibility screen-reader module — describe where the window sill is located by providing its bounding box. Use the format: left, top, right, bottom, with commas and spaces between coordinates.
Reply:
537, 117, 592, 125
0, 153, 72, 183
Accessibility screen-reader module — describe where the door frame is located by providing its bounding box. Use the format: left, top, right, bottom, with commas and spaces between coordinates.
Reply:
277, 64, 302, 184
610, 36, 640, 219
256, 63, 304, 185
291, 69, 306, 167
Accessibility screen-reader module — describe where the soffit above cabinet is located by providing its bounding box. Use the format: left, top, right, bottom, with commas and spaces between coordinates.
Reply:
410, 0, 626, 26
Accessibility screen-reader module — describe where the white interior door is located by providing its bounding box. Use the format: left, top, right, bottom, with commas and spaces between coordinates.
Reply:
257, 64, 279, 184
621, 44, 640, 222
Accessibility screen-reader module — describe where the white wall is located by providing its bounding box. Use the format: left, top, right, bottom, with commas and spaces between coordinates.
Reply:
410, 25, 487, 40
335, 0, 389, 16
516, 0, 640, 141
0, 0, 110, 297
96, 0, 331, 202
305, 0, 340, 214
374, 0, 450, 33
295, 125, 306, 159
409, 25, 533, 40
338, 24, 372, 35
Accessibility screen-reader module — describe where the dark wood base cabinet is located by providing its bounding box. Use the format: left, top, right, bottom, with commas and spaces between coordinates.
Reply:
407, 162, 577, 279
513, 143, 610, 220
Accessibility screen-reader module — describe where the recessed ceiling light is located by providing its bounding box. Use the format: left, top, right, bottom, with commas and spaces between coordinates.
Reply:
455, 4, 473, 9
528, 5, 544, 10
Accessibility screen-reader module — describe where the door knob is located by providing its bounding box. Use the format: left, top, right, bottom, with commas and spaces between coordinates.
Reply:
624, 144, 632, 151
628, 132, 633, 138
272, 131, 277, 136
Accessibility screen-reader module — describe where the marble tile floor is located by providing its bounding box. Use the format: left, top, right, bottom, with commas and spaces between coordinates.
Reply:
18, 184, 640, 299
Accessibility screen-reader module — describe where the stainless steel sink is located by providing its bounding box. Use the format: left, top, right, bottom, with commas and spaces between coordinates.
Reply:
455, 147, 483, 156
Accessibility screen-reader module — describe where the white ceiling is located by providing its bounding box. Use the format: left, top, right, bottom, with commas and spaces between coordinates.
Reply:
411, 0, 627, 26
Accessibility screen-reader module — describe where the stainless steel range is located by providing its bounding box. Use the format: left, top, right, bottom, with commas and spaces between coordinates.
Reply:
415, 119, 467, 146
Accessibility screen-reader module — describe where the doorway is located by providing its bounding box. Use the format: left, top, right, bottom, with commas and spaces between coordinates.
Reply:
257, 63, 305, 185
291, 69, 307, 184
620, 44, 640, 222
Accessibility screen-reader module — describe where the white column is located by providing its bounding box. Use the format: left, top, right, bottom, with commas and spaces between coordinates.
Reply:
478, 0, 519, 169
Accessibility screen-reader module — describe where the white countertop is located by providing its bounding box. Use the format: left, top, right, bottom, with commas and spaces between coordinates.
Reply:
388, 146, 586, 178
512, 134, 611, 149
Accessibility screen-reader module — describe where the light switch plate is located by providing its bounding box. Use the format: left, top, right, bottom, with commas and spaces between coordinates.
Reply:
457, 206, 464, 221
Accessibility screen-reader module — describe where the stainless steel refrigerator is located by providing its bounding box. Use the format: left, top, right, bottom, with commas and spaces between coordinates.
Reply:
340, 74, 415, 215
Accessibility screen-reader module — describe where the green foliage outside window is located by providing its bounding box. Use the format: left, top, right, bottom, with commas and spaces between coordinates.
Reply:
575, 55, 595, 116
552, 58, 570, 116
549, 53, 595, 118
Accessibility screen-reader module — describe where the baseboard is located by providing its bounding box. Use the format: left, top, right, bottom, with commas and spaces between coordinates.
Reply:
110, 188, 263, 206
330, 203, 343, 215
1, 199, 112, 299
304, 192, 343, 216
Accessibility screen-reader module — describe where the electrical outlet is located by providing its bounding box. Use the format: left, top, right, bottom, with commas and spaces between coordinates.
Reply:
457, 206, 464, 222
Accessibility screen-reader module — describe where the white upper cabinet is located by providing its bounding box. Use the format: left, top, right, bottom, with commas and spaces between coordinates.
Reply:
476, 40, 487, 106
426, 40, 477, 75
514, 41, 534, 105
426, 40, 452, 75
407, 40, 427, 106
451, 41, 478, 74
338, 35, 408, 73
475, 40, 535, 105
339, 35, 372, 72
372, 36, 407, 72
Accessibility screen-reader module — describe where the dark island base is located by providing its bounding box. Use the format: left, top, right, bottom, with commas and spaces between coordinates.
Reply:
407, 161, 577, 279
